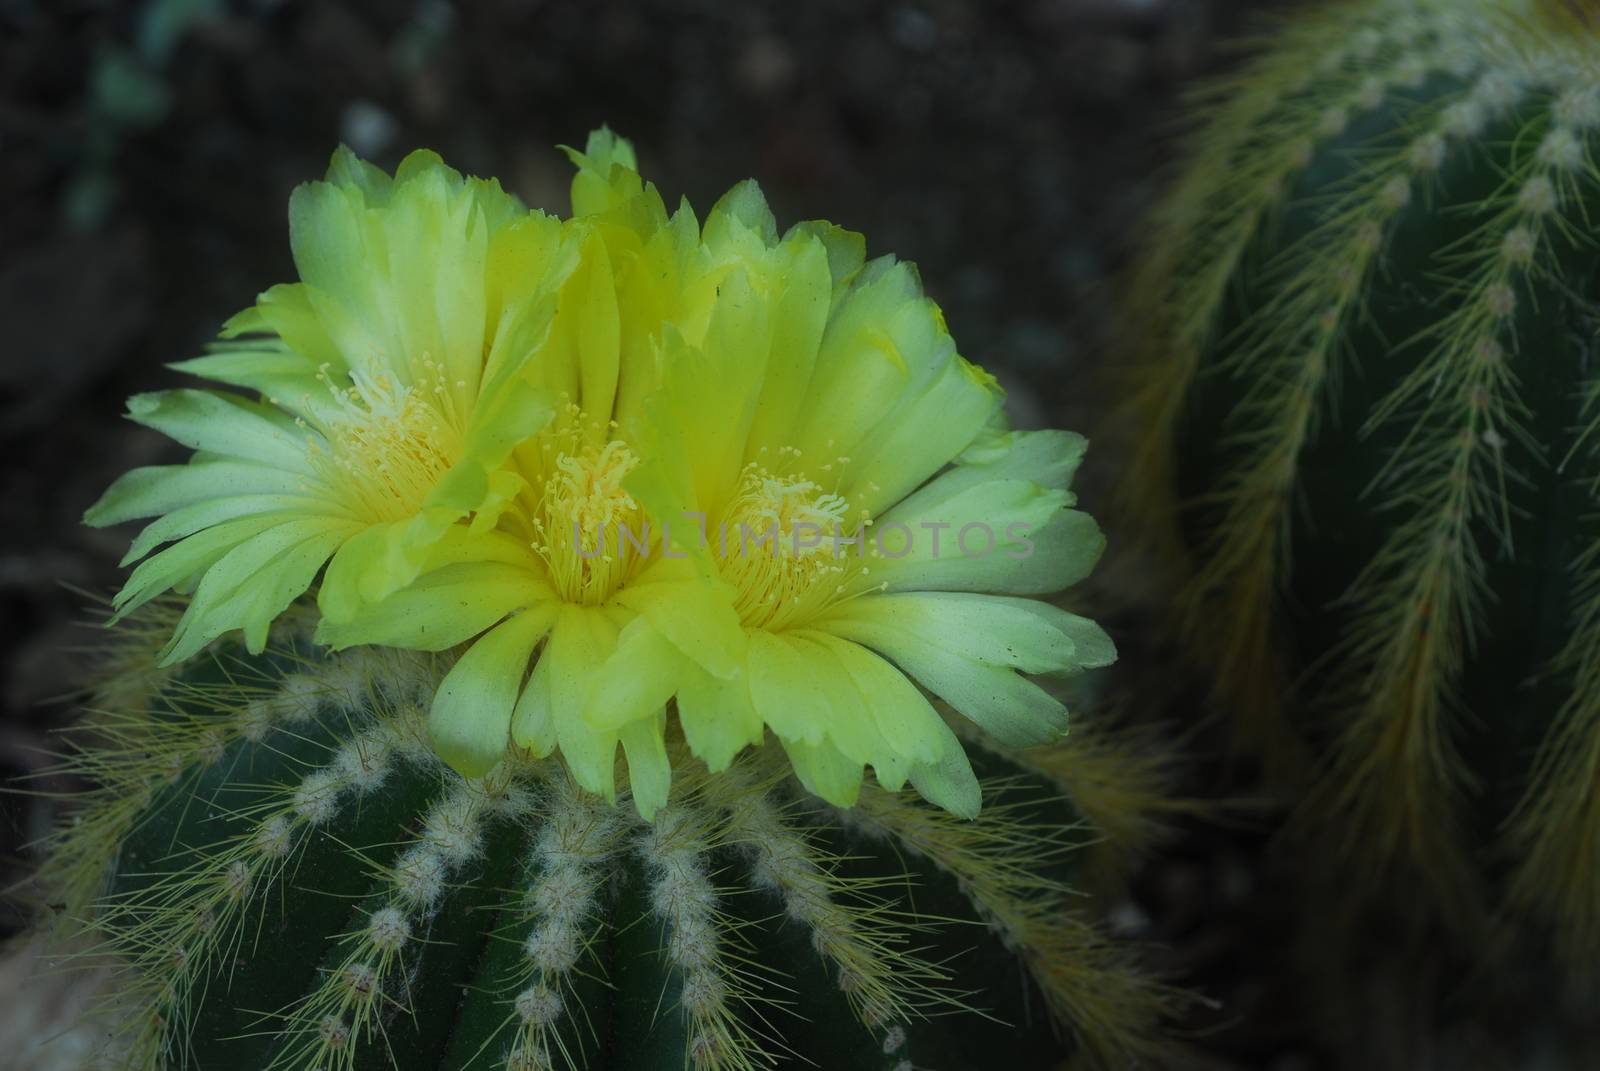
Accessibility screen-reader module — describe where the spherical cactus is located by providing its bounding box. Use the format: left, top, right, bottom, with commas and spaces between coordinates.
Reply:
38, 614, 1173, 1071
1123, 0, 1600, 962
30, 132, 1181, 1068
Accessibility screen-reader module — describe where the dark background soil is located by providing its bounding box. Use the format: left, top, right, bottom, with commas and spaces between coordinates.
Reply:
0, 1, 1345, 1067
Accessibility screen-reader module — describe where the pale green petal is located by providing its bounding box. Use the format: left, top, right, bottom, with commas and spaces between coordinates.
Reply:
614, 558, 745, 679
511, 640, 557, 758
746, 630, 826, 745
586, 617, 689, 732
325, 143, 393, 200
481, 214, 573, 396
646, 270, 770, 509
112, 512, 293, 621
780, 633, 909, 772
782, 220, 866, 298
620, 712, 671, 821
318, 514, 523, 623
217, 527, 356, 656
675, 663, 764, 773
743, 234, 830, 458
790, 261, 932, 462
374, 505, 472, 596
422, 459, 490, 518
584, 126, 638, 172
394, 147, 456, 185
229, 282, 346, 372
844, 355, 1003, 517
1040, 603, 1116, 669
316, 522, 402, 623
872, 478, 1103, 596
121, 494, 330, 567
743, 631, 905, 783
907, 715, 981, 819
430, 608, 554, 777
803, 631, 942, 767
566, 127, 642, 219
954, 428, 1088, 494
161, 516, 357, 664
460, 376, 555, 472
624, 372, 712, 572
382, 166, 489, 411
1017, 600, 1116, 671
819, 591, 1114, 676
573, 233, 621, 425
286, 180, 388, 368
125, 390, 315, 474
468, 469, 529, 536
315, 562, 552, 652
85, 461, 305, 528
542, 608, 622, 800
169, 347, 324, 400
818, 597, 1072, 748
219, 305, 267, 336
703, 179, 778, 252
287, 151, 526, 420
779, 734, 862, 808
177, 342, 343, 435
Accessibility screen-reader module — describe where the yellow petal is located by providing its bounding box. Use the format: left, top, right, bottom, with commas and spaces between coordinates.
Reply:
429, 606, 555, 777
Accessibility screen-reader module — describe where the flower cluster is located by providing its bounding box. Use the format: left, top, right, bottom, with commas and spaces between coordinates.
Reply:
87, 130, 1113, 818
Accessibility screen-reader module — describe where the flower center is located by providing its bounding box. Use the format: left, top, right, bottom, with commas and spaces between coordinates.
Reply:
526, 415, 646, 605
314, 365, 462, 522
717, 454, 873, 631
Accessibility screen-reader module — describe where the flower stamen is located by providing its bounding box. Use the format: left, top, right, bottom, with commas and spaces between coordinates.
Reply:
309, 362, 462, 522
718, 457, 872, 631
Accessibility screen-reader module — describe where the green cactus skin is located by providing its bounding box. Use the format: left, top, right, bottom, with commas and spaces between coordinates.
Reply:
1123, 0, 1600, 963
37, 606, 1177, 1071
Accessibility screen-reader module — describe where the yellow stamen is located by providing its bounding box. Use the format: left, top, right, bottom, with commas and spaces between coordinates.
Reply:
718, 457, 873, 631
310, 362, 462, 522
524, 404, 646, 605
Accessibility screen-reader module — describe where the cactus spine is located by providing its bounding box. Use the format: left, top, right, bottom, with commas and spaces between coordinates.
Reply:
35, 606, 1177, 1070
1123, 0, 1600, 962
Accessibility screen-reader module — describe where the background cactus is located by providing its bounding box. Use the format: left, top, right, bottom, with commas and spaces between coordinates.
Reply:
32, 603, 1178, 1071
1122, 0, 1600, 964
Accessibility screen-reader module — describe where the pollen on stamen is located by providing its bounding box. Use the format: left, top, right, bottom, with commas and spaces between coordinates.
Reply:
525, 403, 647, 605
716, 459, 873, 631
309, 363, 464, 524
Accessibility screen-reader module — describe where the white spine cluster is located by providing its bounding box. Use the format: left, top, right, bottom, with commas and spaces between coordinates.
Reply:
638, 805, 740, 1070
420, 788, 487, 868
366, 907, 411, 954
269, 672, 326, 725
505, 781, 621, 1071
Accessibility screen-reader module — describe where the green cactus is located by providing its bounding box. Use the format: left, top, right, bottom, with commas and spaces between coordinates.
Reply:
1122, 0, 1600, 961
33, 603, 1178, 1070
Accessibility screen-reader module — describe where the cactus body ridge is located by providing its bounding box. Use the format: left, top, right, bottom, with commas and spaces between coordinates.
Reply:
37, 612, 1175, 1070
1124, 0, 1600, 965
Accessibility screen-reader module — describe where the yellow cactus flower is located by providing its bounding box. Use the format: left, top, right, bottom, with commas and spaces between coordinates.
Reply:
86, 147, 577, 664
329, 132, 1115, 817
89, 130, 1114, 821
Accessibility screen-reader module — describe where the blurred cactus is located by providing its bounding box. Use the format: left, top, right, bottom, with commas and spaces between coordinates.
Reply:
1123, 0, 1600, 961
33, 606, 1178, 1070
